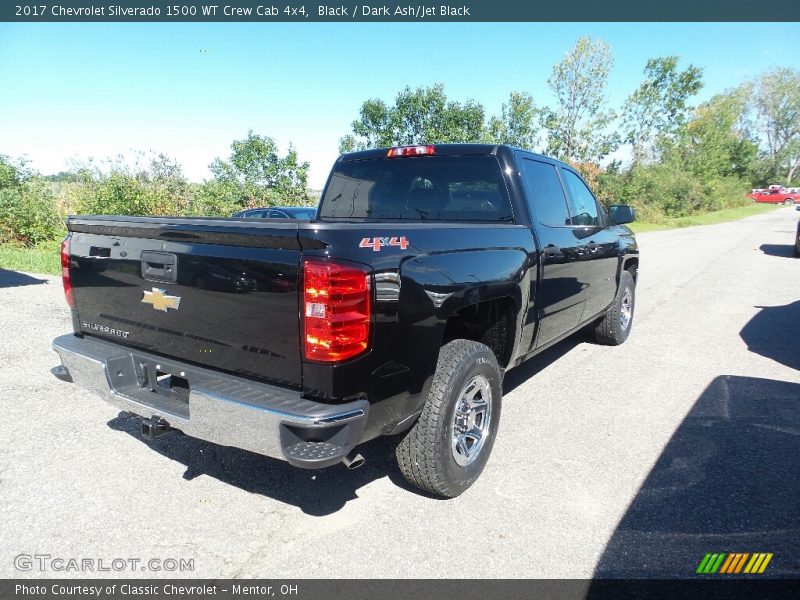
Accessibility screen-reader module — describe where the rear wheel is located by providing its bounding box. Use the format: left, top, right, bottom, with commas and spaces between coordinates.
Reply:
784, 198, 794, 206
396, 339, 502, 498
594, 270, 636, 346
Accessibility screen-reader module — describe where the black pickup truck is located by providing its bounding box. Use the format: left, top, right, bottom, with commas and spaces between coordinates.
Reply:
52, 144, 638, 497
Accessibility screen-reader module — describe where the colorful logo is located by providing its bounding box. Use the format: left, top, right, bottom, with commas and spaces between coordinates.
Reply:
359, 236, 409, 252
696, 552, 773, 574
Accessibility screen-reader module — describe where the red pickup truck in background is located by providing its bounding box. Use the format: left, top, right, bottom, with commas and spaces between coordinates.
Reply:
747, 185, 800, 205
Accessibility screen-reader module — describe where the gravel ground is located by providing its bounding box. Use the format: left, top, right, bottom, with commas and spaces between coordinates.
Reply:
1, 206, 798, 578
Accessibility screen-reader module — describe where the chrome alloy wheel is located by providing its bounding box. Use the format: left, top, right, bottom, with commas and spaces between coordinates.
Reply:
619, 287, 633, 330
451, 375, 493, 467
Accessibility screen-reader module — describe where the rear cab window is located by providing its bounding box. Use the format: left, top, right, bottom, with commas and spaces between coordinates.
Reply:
318, 156, 514, 222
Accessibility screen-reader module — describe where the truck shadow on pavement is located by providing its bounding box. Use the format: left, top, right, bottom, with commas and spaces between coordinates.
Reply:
590, 375, 800, 580
740, 300, 800, 371
503, 327, 593, 395
759, 243, 797, 258
103, 332, 594, 514
0, 268, 47, 288
106, 412, 427, 515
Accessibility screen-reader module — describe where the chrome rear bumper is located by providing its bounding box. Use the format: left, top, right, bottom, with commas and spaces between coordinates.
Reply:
52, 334, 369, 468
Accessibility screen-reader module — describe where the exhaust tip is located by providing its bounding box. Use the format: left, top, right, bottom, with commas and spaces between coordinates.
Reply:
342, 452, 365, 470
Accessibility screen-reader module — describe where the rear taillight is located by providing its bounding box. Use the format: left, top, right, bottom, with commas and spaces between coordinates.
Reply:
61, 236, 75, 310
387, 145, 435, 157
303, 258, 371, 362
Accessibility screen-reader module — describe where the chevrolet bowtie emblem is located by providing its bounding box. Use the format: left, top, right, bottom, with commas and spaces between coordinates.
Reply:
141, 288, 181, 312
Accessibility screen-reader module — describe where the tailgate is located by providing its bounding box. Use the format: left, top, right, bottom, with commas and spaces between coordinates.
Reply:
66, 217, 303, 387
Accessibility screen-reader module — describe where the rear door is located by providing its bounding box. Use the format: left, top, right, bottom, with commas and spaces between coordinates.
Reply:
519, 158, 588, 350
67, 219, 303, 387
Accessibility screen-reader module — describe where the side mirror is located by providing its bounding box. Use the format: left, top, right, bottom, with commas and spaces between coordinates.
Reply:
608, 204, 636, 225
795, 205, 800, 211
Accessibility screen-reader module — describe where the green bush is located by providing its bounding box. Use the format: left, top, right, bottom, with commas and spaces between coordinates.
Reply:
0, 178, 65, 246
70, 169, 192, 218
597, 162, 749, 223
189, 179, 245, 216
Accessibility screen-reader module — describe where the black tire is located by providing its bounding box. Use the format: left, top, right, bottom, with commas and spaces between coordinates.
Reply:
395, 339, 502, 498
794, 238, 800, 257
594, 270, 636, 346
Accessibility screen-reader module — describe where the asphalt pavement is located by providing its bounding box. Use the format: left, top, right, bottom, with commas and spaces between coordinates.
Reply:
1, 206, 798, 578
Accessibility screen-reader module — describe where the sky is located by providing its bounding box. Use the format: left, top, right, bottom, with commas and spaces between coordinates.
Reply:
1, 22, 799, 189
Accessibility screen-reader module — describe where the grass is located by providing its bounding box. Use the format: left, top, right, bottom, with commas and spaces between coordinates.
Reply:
628, 203, 784, 233
0, 239, 62, 276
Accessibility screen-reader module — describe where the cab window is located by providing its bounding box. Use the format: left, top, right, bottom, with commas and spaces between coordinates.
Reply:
520, 159, 571, 227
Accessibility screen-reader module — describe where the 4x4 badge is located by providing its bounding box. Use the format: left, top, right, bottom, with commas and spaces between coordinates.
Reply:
359, 236, 409, 252
142, 288, 181, 312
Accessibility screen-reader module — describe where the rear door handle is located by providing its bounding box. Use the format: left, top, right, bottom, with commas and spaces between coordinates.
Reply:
543, 245, 561, 257
585, 241, 600, 253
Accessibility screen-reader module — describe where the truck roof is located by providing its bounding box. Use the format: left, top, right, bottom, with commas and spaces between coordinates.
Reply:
339, 143, 501, 162
337, 143, 566, 168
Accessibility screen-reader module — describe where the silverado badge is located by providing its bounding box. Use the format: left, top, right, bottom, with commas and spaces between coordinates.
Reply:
142, 288, 181, 312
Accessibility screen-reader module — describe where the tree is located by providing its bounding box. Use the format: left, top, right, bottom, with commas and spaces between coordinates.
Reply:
672, 87, 758, 181
207, 131, 310, 207
485, 92, 541, 150
753, 68, 800, 183
622, 57, 704, 164
543, 36, 619, 163
340, 84, 486, 152
339, 98, 394, 152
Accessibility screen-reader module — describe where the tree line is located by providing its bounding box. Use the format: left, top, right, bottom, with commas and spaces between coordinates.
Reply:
1, 36, 799, 247
340, 37, 799, 222
0, 132, 311, 246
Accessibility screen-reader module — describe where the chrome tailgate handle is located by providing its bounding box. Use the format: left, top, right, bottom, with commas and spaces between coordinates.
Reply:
141, 251, 177, 283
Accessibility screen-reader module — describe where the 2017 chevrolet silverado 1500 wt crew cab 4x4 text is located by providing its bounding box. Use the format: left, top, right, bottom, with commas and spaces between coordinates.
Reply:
52, 144, 639, 497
